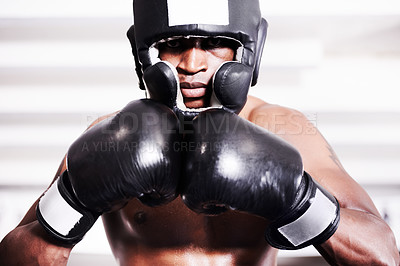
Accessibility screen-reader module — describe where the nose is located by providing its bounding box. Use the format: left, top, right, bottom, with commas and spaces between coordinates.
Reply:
177, 47, 208, 75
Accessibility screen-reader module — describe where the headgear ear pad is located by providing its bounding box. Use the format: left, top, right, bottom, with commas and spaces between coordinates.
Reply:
128, 0, 268, 116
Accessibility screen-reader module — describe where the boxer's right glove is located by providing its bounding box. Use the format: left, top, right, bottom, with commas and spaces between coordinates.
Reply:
181, 109, 340, 250
36, 99, 181, 244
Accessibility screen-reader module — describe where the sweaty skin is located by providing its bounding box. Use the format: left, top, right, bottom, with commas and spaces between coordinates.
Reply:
0, 38, 399, 265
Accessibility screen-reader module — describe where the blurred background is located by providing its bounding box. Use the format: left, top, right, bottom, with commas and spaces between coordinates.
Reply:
1, 0, 399, 265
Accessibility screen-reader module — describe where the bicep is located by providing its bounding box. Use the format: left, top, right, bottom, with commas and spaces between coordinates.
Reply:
250, 106, 381, 217
284, 117, 380, 216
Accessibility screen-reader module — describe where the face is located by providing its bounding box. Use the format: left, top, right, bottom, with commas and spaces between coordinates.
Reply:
158, 37, 237, 109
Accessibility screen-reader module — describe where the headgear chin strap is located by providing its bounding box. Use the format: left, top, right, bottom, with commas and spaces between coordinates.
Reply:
128, 0, 268, 118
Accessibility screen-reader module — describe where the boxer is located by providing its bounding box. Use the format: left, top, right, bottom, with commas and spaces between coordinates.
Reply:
0, 0, 398, 265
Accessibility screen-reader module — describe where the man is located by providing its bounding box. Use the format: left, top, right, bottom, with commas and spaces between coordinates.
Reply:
0, 0, 399, 265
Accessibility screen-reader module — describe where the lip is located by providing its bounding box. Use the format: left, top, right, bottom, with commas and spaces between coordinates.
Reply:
180, 82, 208, 98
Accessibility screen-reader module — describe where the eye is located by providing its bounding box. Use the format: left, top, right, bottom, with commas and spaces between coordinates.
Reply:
206, 38, 223, 48
165, 39, 182, 48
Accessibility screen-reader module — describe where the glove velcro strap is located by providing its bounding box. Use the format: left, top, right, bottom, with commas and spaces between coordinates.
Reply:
265, 172, 340, 250
36, 171, 99, 245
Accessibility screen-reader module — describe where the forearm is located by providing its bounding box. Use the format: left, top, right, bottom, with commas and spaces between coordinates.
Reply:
316, 208, 399, 265
0, 221, 72, 266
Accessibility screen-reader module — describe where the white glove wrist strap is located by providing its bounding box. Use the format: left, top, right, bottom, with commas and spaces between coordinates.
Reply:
36, 172, 99, 244
38, 180, 83, 236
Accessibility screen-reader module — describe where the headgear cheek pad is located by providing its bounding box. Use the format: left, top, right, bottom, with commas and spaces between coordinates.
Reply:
127, 0, 268, 118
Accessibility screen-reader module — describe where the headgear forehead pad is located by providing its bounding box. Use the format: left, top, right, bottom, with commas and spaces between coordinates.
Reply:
128, 0, 268, 117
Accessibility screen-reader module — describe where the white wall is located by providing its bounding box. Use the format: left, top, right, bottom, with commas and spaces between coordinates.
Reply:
1, 0, 400, 262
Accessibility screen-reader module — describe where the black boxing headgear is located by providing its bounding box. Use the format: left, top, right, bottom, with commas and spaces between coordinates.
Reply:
127, 0, 267, 118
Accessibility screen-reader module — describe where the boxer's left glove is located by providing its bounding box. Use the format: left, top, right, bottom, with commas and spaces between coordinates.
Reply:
36, 99, 181, 244
181, 109, 340, 250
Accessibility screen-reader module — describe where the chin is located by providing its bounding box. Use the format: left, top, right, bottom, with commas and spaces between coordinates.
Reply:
184, 99, 208, 109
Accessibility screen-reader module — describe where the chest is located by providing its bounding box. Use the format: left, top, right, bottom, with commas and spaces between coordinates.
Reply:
103, 197, 269, 248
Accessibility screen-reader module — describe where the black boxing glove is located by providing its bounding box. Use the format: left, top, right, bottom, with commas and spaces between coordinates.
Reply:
181, 109, 340, 250
36, 99, 181, 244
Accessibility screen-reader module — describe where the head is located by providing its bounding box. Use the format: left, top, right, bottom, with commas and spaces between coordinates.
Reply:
128, 0, 268, 119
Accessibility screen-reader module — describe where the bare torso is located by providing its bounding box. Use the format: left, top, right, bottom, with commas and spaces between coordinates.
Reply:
103, 198, 277, 265
102, 96, 279, 265
3, 96, 397, 266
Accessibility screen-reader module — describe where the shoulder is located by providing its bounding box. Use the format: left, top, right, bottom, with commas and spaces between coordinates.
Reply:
241, 95, 310, 135
242, 96, 329, 172
242, 96, 379, 213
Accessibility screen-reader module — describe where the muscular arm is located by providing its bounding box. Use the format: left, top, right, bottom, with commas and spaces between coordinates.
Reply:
312, 146, 398, 265
0, 113, 117, 266
248, 101, 399, 265
0, 158, 72, 266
